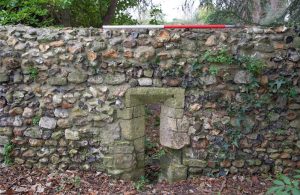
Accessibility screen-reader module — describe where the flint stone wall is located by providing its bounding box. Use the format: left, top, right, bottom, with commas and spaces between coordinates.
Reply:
0, 25, 300, 180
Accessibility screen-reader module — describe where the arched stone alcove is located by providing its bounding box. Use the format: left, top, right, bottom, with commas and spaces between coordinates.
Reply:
103, 87, 189, 181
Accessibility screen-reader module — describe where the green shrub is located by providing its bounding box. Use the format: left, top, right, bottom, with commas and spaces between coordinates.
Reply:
202, 48, 234, 64
239, 56, 265, 75
266, 170, 300, 195
209, 66, 219, 75
289, 87, 298, 98
3, 142, 14, 165
32, 115, 40, 125
145, 138, 156, 150
134, 176, 149, 191
0, 0, 53, 27
28, 66, 39, 80
0, 0, 138, 27
200, 9, 242, 25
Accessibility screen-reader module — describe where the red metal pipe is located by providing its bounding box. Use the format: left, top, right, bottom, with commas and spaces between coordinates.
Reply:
164, 24, 228, 29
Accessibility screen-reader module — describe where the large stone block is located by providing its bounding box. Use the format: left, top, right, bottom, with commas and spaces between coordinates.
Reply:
160, 148, 182, 169
120, 117, 145, 140
136, 152, 145, 168
161, 105, 183, 119
100, 123, 121, 144
164, 92, 185, 109
183, 159, 207, 168
133, 106, 145, 118
124, 87, 185, 108
117, 107, 133, 119
107, 169, 124, 177
176, 116, 189, 132
114, 153, 136, 169
161, 163, 187, 183
109, 141, 135, 154
160, 115, 177, 132
103, 155, 114, 168
133, 137, 145, 152
160, 129, 189, 149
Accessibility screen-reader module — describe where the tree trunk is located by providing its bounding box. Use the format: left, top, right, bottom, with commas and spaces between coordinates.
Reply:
270, 0, 279, 10
252, 0, 262, 24
102, 0, 118, 25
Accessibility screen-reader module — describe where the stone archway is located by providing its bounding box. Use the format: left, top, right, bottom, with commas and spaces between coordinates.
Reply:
103, 87, 189, 182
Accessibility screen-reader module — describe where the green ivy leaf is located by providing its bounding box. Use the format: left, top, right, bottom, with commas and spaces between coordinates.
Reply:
280, 175, 292, 185
291, 188, 300, 195
294, 175, 300, 179
266, 186, 284, 194
274, 79, 286, 90
273, 179, 285, 186
292, 180, 299, 187
295, 170, 300, 174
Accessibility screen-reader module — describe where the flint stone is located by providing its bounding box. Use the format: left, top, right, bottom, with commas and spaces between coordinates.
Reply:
232, 160, 245, 168
234, 71, 251, 84
156, 30, 171, 43
104, 74, 126, 85
0, 73, 9, 83
65, 129, 79, 140
68, 70, 87, 83
255, 43, 274, 53
134, 46, 155, 62
39, 117, 57, 129
0, 136, 9, 145
123, 38, 137, 48
138, 78, 152, 86
54, 109, 69, 118
201, 75, 217, 85
22, 107, 34, 118
53, 94, 63, 105
92, 41, 107, 51
88, 75, 104, 84
48, 77, 67, 86
290, 119, 300, 128
13, 116, 23, 127
24, 127, 42, 138
109, 37, 123, 45
182, 39, 197, 51
287, 49, 300, 62
0, 127, 12, 136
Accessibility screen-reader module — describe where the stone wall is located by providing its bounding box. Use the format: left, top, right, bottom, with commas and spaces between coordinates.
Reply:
0, 25, 299, 181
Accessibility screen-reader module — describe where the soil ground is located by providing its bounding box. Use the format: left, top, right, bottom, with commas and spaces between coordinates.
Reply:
0, 165, 272, 194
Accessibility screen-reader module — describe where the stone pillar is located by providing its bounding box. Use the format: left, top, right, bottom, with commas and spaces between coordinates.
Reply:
159, 148, 187, 183
160, 105, 189, 149
103, 141, 141, 179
